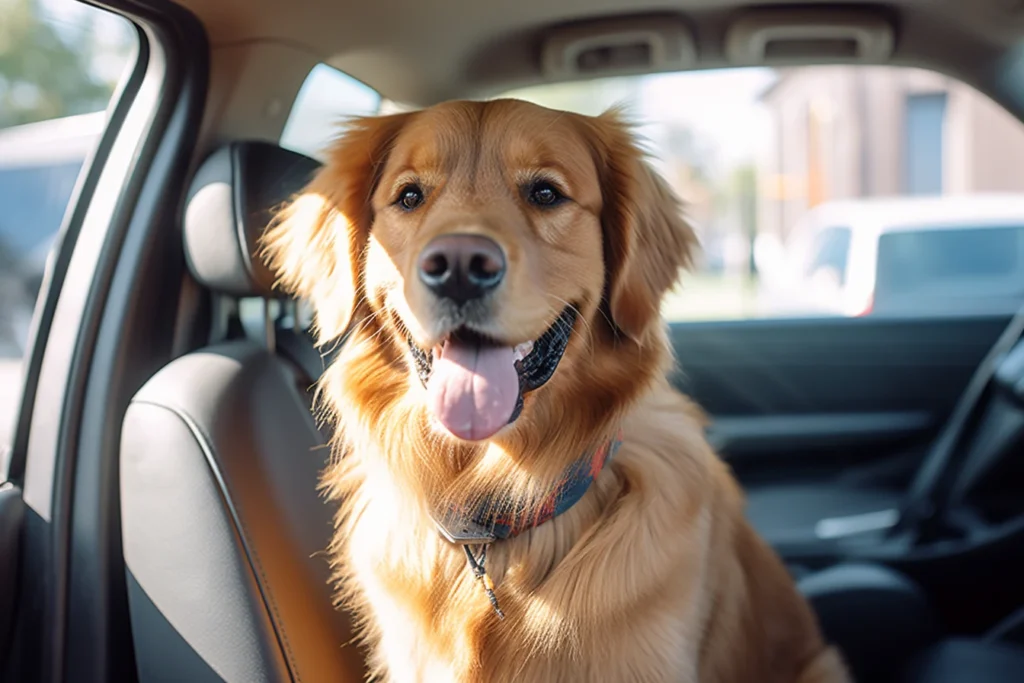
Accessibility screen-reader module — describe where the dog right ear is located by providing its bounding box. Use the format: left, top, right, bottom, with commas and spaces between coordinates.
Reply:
262, 112, 411, 345
576, 109, 696, 343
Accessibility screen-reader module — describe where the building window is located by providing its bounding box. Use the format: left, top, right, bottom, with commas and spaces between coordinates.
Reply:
903, 92, 947, 195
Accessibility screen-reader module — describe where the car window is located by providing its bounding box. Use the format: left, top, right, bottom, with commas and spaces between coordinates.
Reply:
804, 227, 852, 284
502, 65, 1024, 322
279, 63, 381, 161
874, 225, 1024, 313
0, 0, 135, 462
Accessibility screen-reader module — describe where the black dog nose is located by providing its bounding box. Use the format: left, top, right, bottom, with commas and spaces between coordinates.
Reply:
418, 233, 506, 305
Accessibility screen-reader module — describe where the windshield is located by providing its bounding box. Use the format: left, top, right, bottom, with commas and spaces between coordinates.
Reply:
502, 65, 1024, 320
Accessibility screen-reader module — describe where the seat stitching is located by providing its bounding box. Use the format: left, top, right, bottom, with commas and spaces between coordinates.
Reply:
131, 398, 303, 683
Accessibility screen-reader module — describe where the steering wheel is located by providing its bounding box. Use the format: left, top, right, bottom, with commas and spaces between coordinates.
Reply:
892, 303, 1024, 542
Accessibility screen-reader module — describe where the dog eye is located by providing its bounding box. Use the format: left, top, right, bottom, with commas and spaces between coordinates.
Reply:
527, 181, 565, 207
396, 184, 425, 211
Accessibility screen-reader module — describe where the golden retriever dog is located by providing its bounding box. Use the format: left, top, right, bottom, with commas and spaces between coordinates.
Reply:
262, 98, 850, 683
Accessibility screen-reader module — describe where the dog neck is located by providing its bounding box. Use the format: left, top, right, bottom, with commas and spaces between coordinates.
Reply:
431, 430, 623, 545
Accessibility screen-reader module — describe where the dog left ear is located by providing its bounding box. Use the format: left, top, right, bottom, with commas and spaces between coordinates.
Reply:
262, 113, 412, 345
583, 110, 698, 342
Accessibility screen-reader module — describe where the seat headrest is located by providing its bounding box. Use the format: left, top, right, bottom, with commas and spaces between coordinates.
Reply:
183, 141, 321, 298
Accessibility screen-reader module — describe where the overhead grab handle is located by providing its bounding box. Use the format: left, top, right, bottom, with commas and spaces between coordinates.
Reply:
725, 9, 895, 66
541, 15, 696, 80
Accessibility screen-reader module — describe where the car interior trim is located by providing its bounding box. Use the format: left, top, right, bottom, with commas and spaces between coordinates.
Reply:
59, 1, 211, 680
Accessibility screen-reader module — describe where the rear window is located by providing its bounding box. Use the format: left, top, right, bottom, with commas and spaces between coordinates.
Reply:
502, 65, 1024, 321
875, 225, 1024, 303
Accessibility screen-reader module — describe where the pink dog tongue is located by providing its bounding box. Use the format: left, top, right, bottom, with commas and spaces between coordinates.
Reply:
427, 340, 518, 441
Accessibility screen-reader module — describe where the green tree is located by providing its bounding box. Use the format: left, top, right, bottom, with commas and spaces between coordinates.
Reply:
0, 0, 112, 127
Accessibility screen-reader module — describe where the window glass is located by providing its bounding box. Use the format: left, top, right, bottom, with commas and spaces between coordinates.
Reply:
502, 65, 1024, 322
280, 63, 381, 161
0, 0, 135, 461
874, 226, 1024, 314
805, 227, 852, 284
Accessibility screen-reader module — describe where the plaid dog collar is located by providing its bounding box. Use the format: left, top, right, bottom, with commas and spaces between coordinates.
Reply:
433, 431, 624, 546
435, 431, 623, 619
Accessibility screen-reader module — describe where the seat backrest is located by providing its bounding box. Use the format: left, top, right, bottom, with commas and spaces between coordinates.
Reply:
120, 142, 366, 683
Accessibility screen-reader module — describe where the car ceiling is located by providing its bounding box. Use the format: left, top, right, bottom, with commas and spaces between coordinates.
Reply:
172, 0, 1024, 103
168, 0, 1024, 156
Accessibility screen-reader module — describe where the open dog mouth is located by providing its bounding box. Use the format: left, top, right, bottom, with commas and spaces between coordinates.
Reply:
406, 306, 578, 441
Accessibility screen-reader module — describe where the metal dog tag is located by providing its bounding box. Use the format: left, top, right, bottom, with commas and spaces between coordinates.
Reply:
432, 509, 496, 545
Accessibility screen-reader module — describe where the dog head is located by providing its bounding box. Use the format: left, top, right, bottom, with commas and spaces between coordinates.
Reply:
264, 99, 695, 444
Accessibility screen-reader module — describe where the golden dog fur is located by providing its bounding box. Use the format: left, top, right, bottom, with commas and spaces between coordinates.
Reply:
263, 99, 851, 682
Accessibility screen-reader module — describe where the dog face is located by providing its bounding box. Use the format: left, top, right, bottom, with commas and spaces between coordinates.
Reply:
264, 99, 694, 443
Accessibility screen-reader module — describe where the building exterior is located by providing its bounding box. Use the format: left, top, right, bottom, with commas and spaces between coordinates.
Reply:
756, 65, 1024, 243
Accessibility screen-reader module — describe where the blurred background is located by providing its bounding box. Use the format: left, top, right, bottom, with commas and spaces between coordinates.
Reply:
5, 0, 1024, 444
1, 0, 133, 354
506, 66, 1024, 322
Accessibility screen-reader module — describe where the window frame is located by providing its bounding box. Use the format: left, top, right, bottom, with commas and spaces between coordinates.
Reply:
4, 1, 209, 681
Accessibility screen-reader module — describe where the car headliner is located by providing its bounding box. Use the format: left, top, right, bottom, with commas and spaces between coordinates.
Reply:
164, 0, 1024, 170
171, 0, 1024, 104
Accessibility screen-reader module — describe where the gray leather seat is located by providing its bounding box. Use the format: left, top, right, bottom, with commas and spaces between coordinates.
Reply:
120, 142, 366, 683
800, 563, 1024, 682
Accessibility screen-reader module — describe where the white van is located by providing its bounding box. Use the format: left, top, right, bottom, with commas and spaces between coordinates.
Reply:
757, 194, 1024, 318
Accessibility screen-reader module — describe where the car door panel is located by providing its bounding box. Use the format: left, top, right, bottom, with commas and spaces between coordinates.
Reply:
669, 315, 1009, 482
707, 411, 934, 462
